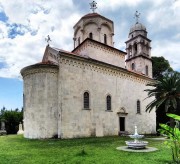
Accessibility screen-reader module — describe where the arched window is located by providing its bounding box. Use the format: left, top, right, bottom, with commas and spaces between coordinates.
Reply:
129, 45, 132, 58
132, 63, 135, 70
146, 44, 149, 55
134, 43, 137, 55
89, 32, 93, 39
78, 37, 80, 45
145, 65, 148, 76
106, 95, 111, 111
137, 100, 141, 114
104, 34, 107, 44
84, 92, 89, 109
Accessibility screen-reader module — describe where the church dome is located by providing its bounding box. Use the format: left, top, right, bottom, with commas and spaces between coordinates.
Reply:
129, 23, 146, 34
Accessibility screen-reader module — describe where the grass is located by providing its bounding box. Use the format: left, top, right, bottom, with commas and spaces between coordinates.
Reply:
0, 135, 172, 164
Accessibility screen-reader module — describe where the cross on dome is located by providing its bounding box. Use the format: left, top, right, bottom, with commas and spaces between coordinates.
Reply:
134, 11, 141, 23
90, 1, 97, 13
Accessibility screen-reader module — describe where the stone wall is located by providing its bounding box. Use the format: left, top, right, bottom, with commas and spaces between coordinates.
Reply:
126, 56, 152, 78
58, 55, 156, 138
73, 40, 126, 68
21, 64, 59, 139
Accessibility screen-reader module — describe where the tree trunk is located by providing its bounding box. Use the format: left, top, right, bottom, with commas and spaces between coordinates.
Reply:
170, 117, 175, 128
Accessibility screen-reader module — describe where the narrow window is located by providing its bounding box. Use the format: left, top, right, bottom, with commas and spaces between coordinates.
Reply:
78, 37, 80, 45
132, 63, 135, 70
145, 65, 148, 76
134, 43, 137, 55
104, 34, 107, 44
106, 95, 111, 111
89, 32, 93, 39
84, 92, 89, 109
129, 45, 132, 58
137, 100, 141, 113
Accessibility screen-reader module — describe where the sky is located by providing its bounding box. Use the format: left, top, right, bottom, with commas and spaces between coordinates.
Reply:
0, 0, 180, 110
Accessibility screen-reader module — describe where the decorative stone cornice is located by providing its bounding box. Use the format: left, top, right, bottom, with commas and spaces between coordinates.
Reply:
21, 64, 59, 78
125, 54, 152, 62
72, 38, 126, 59
58, 52, 154, 84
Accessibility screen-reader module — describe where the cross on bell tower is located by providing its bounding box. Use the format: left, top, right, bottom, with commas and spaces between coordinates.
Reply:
134, 11, 141, 23
90, 1, 97, 13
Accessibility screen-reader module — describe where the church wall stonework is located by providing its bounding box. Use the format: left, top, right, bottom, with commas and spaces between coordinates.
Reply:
21, 65, 59, 139
73, 40, 125, 68
58, 55, 156, 138
126, 57, 152, 77
74, 14, 114, 47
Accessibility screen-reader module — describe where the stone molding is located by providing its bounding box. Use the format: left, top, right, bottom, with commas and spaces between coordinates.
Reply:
21, 64, 59, 78
73, 39, 125, 59
59, 54, 154, 84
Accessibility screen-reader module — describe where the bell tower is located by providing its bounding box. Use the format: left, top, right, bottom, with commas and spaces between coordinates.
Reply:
125, 11, 152, 78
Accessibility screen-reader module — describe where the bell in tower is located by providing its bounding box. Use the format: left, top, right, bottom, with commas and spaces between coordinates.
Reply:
125, 11, 152, 78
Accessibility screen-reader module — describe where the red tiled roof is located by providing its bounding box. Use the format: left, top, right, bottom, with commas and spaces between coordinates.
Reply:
126, 68, 146, 77
36, 60, 57, 65
82, 13, 100, 18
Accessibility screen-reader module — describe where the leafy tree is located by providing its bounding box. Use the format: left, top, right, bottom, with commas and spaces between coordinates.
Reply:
152, 56, 173, 79
0, 107, 23, 134
145, 72, 180, 127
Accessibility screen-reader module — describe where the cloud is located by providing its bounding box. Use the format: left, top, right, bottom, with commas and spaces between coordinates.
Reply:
152, 41, 180, 71
0, 0, 81, 78
0, 0, 180, 79
97, 0, 144, 11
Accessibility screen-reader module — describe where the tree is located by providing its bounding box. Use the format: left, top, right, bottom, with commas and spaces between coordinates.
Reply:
145, 72, 180, 127
0, 107, 23, 134
152, 56, 173, 79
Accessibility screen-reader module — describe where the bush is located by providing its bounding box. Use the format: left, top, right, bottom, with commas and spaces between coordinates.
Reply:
0, 107, 23, 134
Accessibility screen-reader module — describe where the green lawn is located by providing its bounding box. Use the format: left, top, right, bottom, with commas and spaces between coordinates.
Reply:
0, 135, 172, 164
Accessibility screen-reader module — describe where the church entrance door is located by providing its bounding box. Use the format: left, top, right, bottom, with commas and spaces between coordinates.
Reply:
119, 117, 125, 131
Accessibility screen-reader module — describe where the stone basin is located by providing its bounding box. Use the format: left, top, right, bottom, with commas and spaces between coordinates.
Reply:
129, 134, 144, 139
125, 140, 148, 149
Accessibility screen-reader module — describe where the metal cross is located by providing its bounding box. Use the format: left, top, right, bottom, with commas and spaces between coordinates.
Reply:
45, 35, 51, 45
90, 1, 97, 13
134, 11, 141, 23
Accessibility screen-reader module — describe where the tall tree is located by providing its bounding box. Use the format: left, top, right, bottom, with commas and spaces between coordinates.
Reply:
152, 56, 173, 79
145, 72, 180, 127
0, 107, 23, 134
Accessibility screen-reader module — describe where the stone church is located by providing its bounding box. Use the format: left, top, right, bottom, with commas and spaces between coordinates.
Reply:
21, 4, 156, 139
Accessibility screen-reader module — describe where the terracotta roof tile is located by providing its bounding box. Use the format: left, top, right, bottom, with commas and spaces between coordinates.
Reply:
82, 13, 100, 18
36, 60, 57, 65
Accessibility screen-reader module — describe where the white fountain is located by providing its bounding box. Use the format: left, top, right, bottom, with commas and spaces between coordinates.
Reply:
125, 126, 148, 149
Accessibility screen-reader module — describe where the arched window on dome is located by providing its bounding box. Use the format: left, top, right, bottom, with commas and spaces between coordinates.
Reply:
89, 32, 93, 39
104, 34, 107, 44
132, 63, 135, 70
145, 65, 148, 76
106, 95, 111, 111
83, 92, 90, 109
137, 100, 141, 114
